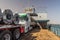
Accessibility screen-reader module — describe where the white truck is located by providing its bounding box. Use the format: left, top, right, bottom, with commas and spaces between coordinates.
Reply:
0, 9, 33, 40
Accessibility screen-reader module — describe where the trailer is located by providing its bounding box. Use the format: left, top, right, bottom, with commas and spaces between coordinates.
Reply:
0, 24, 21, 40
0, 9, 22, 40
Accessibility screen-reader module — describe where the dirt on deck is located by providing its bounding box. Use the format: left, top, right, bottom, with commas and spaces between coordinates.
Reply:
20, 28, 60, 40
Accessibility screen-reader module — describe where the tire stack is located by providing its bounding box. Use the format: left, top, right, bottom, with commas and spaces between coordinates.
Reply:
3, 9, 13, 24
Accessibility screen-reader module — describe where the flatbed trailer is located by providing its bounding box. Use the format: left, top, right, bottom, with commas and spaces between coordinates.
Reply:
0, 24, 22, 40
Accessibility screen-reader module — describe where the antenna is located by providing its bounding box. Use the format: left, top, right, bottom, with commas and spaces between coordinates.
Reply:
32, 5, 36, 13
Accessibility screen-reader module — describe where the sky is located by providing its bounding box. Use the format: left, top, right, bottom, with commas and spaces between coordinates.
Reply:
0, 0, 60, 24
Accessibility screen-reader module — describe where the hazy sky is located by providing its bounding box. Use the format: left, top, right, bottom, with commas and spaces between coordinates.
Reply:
0, 0, 60, 24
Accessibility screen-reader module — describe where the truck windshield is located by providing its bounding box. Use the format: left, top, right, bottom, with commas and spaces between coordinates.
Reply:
19, 15, 28, 21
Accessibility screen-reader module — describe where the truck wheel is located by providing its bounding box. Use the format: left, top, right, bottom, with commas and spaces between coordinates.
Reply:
13, 29, 20, 40
0, 30, 12, 40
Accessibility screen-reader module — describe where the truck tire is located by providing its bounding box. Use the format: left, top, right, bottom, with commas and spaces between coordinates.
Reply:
13, 29, 20, 40
0, 30, 12, 40
3, 9, 13, 24
13, 13, 19, 24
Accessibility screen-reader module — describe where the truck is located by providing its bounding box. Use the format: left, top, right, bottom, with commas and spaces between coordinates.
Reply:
0, 9, 34, 40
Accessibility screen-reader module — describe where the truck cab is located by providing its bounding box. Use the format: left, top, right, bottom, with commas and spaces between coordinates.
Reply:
18, 13, 31, 33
